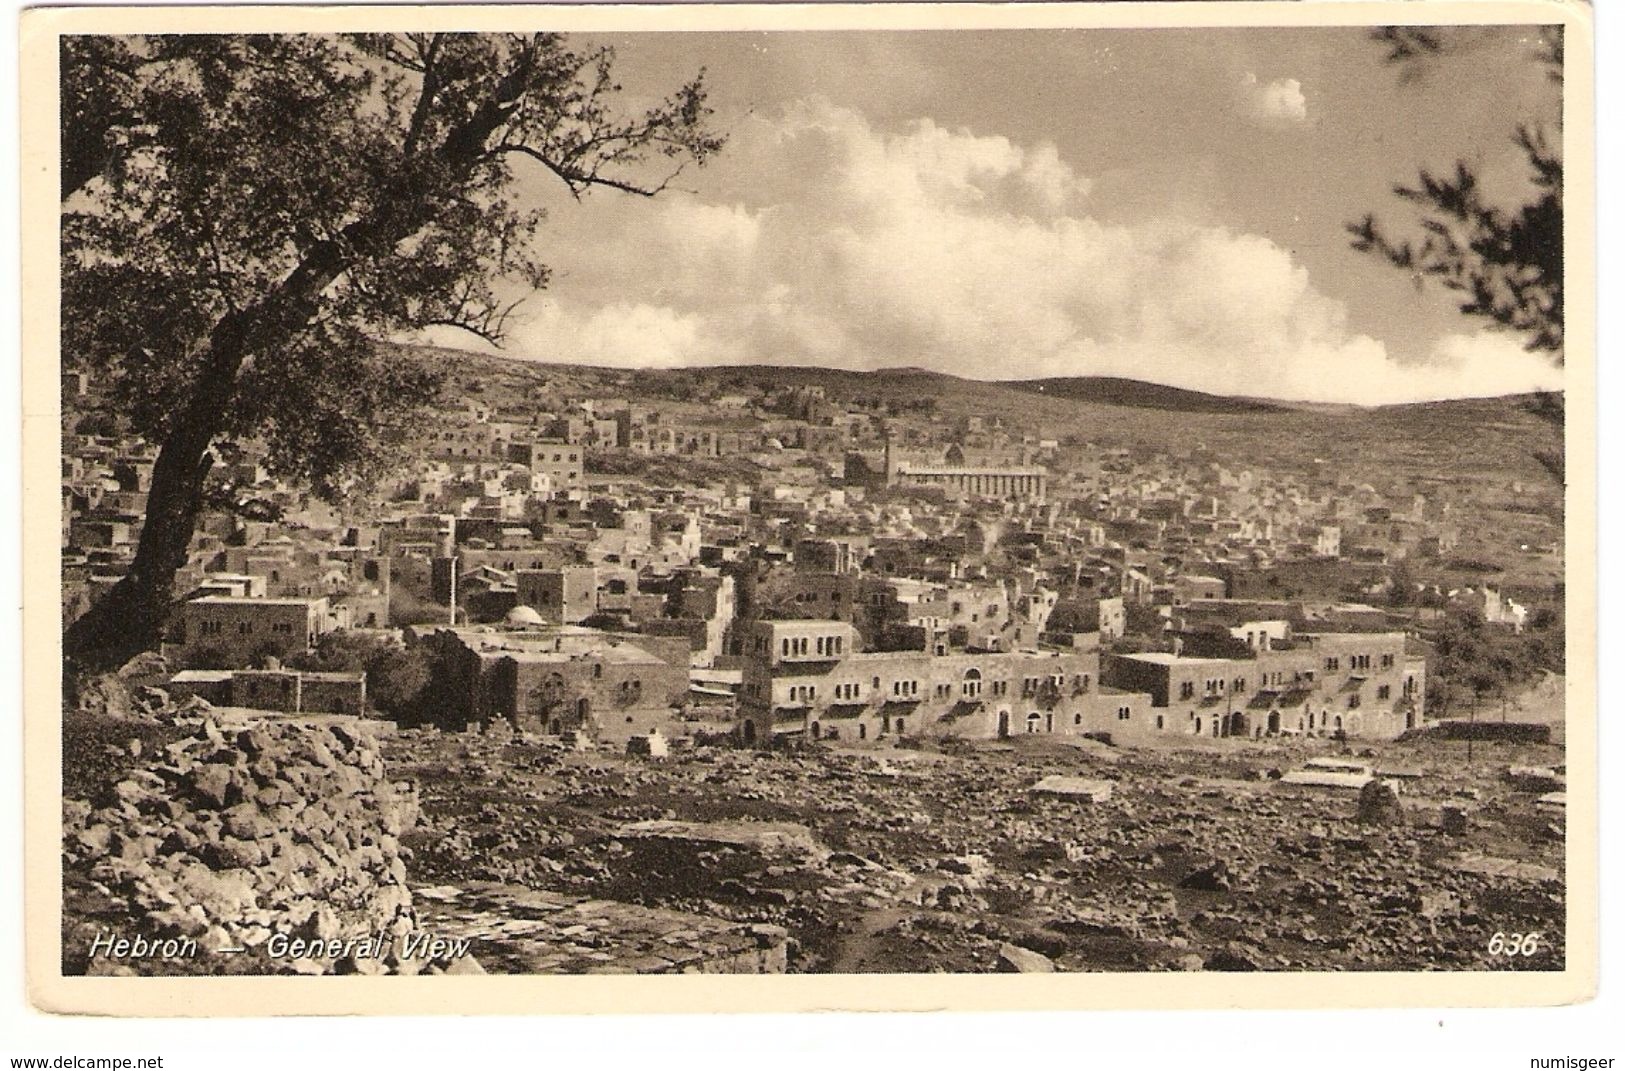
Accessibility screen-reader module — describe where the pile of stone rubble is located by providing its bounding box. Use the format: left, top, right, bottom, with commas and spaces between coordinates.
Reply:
63, 716, 434, 976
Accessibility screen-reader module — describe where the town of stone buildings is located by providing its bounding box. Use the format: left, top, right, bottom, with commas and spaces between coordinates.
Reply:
61, 354, 1568, 976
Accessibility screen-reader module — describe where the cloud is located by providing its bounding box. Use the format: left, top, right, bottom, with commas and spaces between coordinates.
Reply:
1238, 72, 1308, 125
502, 98, 1557, 405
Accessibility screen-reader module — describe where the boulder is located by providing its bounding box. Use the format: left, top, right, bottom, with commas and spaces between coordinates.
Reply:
1180, 860, 1232, 892
996, 942, 1056, 973
1357, 779, 1405, 826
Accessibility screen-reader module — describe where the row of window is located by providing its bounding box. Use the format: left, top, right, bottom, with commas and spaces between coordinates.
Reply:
1018, 673, 1080, 697
194, 619, 298, 637
790, 590, 844, 604
1323, 653, 1398, 672
778, 673, 1099, 707
778, 634, 847, 658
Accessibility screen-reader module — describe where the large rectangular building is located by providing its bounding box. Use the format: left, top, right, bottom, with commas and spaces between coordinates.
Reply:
177, 596, 331, 667
738, 619, 1152, 746
416, 624, 690, 745
1102, 630, 1424, 740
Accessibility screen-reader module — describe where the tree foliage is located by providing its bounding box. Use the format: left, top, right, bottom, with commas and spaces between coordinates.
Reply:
287, 629, 433, 720
62, 33, 722, 665
1424, 605, 1562, 718
1348, 27, 1564, 357
1348, 27, 1566, 491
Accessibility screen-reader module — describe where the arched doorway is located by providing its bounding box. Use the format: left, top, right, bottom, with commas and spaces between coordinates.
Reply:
1026, 712, 1041, 734
742, 719, 756, 745
1227, 712, 1248, 738
859, 723, 867, 740
1267, 711, 1281, 735
1194, 716, 1203, 735
811, 720, 821, 740
997, 711, 1010, 738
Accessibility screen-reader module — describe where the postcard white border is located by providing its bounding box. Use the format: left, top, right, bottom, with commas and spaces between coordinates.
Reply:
19, 0, 1598, 1016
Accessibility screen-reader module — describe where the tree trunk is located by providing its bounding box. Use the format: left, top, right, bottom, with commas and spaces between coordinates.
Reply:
63, 46, 541, 670
63, 319, 249, 669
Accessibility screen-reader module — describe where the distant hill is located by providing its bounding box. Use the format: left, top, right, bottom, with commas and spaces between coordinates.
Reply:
393, 344, 1561, 486
1002, 376, 1291, 415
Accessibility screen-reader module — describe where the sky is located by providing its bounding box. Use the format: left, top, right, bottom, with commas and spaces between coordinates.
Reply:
440, 26, 1567, 405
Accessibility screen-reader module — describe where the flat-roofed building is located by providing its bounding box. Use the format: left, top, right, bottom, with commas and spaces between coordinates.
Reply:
1102, 628, 1421, 740
415, 623, 689, 744
177, 596, 330, 667
738, 619, 1142, 746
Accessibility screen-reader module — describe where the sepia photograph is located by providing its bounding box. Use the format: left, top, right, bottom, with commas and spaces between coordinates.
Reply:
18, 1, 1596, 1016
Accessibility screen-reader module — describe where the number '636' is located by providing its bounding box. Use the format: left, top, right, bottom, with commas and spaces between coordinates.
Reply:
1488, 932, 1542, 956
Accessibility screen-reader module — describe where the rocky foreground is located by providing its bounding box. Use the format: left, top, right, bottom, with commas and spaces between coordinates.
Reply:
62, 695, 1565, 975
63, 713, 432, 976
390, 724, 1565, 974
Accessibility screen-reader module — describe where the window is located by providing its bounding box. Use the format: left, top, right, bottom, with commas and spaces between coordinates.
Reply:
1377, 685, 1391, 700
1179, 682, 1195, 700
1381, 653, 1395, 669
1233, 677, 1246, 692
1074, 713, 1082, 725
1117, 706, 1131, 721
1325, 657, 1340, 672
1156, 715, 1165, 730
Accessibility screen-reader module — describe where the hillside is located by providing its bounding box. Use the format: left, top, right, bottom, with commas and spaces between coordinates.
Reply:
1004, 376, 1291, 415
401, 345, 1562, 488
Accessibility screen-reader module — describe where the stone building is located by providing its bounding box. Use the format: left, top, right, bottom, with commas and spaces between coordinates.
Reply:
169, 668, 367, 715
737, 619, 1150, 746
415, 620, 690, 744
176, 596, 332, 667
883, 441, 1048, 503
1102, 628, 1424, 740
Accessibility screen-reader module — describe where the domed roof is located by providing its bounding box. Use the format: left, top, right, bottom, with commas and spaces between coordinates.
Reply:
504, 604, 545, 626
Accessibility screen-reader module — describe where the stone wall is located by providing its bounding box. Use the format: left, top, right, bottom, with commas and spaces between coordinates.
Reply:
63, 716, 424, 976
